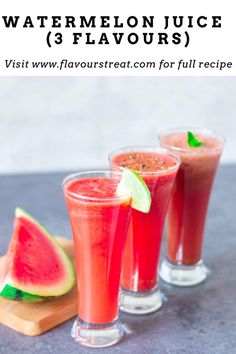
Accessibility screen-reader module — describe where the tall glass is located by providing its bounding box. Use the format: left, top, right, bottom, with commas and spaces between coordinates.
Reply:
62, 171, 131, 347
159, 128, 224, 286
109, 147, 180, 314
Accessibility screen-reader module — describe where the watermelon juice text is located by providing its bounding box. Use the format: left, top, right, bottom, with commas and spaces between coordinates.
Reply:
110, 150, 180, 292
64, 175, 131, 324
160, 131, 224, 265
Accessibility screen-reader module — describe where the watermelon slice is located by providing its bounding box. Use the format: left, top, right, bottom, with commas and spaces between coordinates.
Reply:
0, 208, 75, 301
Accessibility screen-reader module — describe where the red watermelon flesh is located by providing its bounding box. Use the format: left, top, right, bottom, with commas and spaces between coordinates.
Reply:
0, 208, 75, 298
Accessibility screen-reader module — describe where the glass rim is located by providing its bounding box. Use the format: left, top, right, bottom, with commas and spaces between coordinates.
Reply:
62, 170, 132, 202
158, 127, 225, 153
108, 146, 181, 175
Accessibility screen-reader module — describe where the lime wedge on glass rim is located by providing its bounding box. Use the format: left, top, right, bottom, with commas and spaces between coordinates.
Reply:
116, 168, 151, 213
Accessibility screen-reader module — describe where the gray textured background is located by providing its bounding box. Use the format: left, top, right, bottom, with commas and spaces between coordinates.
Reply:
0, 77, 235, 174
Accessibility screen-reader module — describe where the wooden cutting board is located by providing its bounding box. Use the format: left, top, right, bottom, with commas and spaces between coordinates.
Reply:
0, 236, 78, 336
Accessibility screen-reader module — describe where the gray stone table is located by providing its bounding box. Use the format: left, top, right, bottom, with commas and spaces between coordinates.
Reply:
0, 166, 235, 354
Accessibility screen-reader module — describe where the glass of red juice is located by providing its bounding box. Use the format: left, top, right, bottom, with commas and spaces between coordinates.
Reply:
109, 147, 180, 314
62, 171, 132, 348
159, 128, 224, 286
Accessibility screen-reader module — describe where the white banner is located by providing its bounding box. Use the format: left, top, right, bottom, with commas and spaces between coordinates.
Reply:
0, 0, 235, 76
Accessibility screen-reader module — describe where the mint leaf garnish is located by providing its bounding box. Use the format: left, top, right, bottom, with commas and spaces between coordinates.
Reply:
187, 131, 204, 147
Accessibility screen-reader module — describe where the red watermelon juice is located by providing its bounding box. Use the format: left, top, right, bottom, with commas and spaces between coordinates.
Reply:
159, 129, 224, 286
63, 172, 131, 328
109, 148, 180, 314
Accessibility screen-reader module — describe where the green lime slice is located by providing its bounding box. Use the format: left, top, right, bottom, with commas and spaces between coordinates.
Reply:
116, 168, 151, 213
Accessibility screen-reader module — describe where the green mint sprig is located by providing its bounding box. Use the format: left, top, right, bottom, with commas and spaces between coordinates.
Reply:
187, 131, 204, 147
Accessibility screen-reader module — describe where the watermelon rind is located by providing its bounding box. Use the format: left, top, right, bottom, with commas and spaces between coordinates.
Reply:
0, 284, 46, 302
0, 208, 75, 299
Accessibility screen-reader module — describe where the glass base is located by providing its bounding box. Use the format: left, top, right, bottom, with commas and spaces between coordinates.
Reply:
159, 258, 208, 287
71, 318, 124, 348
119, 286, 163, 315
